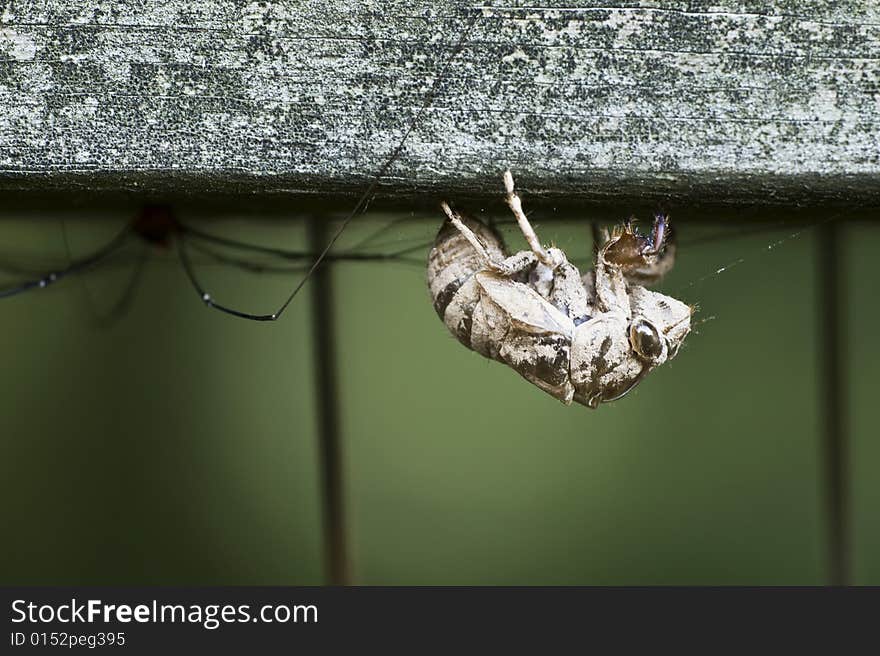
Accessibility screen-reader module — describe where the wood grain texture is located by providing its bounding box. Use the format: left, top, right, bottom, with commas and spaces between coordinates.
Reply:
0, 1, 878, 205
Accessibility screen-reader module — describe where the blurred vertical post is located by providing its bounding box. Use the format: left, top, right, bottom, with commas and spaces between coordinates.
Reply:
816, 222, 850, 586
308, 216, 351, 585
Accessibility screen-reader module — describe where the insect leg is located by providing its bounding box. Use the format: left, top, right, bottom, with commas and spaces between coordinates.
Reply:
439, 201, 539, 278
440, 202, 496, 262
624, 214, 678, 286
640, 213, 669, 256
503, 170, 555, 267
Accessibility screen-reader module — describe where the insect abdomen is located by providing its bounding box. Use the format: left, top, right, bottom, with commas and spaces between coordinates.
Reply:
426, 215, 577, 404
426, 216, 505, 350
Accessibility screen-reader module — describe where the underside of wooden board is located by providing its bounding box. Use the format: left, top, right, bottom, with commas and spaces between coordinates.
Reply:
0, 1, 878, 207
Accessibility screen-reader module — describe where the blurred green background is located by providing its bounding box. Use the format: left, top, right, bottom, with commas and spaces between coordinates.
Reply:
0, 204, 876, 585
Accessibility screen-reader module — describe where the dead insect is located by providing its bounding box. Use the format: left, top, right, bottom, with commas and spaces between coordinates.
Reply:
427, 171, 692, 408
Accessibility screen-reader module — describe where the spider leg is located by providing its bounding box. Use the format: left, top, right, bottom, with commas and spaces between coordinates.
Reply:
0, 225, 131, 299
177, 234, 279, 321
175, 10, 478, 322
180, 222, 315, 261
77, 244, 150, 327
178, 226, 430, 322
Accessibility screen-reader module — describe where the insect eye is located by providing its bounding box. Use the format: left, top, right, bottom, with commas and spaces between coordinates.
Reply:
629, 319, 664, 361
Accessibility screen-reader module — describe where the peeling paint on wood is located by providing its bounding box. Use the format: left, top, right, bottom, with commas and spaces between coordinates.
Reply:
0, 1, 878, 205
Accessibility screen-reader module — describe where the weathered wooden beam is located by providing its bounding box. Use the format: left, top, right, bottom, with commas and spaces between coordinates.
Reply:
0, 1, 878, 206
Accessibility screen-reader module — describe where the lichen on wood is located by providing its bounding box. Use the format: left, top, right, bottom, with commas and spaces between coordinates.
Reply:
0, 1, 878, 205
